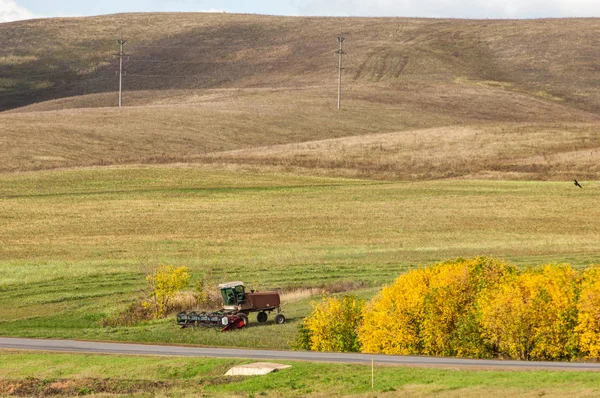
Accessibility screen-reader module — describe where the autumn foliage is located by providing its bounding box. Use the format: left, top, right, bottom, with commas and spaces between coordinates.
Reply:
294, 295, 364, 352
358, 257, 514, 357
299, 257, 600, 361
144, 264, 190, 318
576, 266, 600, 358
478, 265, 579, 360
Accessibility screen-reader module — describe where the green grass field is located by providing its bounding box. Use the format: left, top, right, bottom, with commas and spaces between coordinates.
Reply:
2, 351, 600, 397
1, 166, 600, 348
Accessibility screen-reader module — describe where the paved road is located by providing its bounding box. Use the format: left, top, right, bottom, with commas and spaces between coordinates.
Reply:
2, 337, 600, 370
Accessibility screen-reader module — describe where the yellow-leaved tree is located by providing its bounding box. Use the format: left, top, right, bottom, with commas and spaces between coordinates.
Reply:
144, 264, 190, 318
359, 257, 514, 357
296, 295, 364, 352
576, 266, 600, 358
358, 266, 431, 355
477, 264, 579, 360
421, 257, 515, 357
299, 258, 590, 359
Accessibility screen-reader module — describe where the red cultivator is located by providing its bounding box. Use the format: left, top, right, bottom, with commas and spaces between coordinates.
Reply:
176, 281, 285, 332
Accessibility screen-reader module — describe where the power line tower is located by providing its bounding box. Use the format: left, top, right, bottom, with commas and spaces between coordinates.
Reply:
336, 35, 346, 110
116, 37, 128, 108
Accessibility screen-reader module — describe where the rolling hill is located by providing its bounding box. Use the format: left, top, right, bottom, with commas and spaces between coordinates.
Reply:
1, 13, 599, 178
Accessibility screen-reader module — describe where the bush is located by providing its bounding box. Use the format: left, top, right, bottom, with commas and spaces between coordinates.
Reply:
194, 276, 223, 310
143, 265, 190, 319
100, 301, 153, 327
576, 266, 600, 359
291, 321, 312, 351
359, 257, 514, 357
359, 266, 431, 355
295, 295, 364, 352
297, 258, 597, 360
478, 264, 579, 360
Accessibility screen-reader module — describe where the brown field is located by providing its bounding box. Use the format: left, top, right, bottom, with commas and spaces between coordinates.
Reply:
202, 122, 600, 180
2, 14, 600, 112
0, 84, 598, 177
1, 14, 599, 179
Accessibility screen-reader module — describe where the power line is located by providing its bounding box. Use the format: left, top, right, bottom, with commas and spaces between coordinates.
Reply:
127, 59, 293, 67
127, 59, 225, 65
2, 36, 352, 107
0, 56, 118, 100
1, 71, 74, 79
0, 68, 113, 80
126, 74, 206, 78
126, 74, 231, 79
131, 45, 248, 49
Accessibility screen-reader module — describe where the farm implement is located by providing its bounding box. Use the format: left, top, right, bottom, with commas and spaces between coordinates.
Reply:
176, 281, 285, 332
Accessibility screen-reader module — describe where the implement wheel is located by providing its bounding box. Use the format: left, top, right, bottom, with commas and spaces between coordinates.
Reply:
257, 311, 268, 323
275, 314, 286, 324
238, 313, 249, 327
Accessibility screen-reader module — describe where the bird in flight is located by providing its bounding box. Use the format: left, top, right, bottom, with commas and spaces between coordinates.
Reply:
574, 179, 583, 188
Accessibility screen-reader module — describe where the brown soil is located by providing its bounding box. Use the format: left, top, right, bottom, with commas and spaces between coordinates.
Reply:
0, 378, 172, 397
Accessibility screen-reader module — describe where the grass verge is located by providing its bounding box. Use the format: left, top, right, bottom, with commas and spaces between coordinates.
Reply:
1, 350, 600, 397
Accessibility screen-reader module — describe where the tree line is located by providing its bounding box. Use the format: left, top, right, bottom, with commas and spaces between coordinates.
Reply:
295, 257, 600, 361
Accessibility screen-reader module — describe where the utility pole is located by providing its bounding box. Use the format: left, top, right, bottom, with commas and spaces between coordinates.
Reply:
116, 37, 128, 108
336, 35, 345, 110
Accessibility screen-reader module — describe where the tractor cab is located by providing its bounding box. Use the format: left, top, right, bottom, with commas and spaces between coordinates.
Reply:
218, 281, 246, 309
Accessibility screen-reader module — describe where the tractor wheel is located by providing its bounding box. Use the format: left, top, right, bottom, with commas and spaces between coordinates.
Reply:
275, 314, 286, 324
238, 313, 249, 327
257, 311, 268, 323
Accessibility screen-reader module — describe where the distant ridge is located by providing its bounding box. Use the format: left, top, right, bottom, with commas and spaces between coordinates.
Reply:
1, 13, 599, 179
1, 14, 599, 113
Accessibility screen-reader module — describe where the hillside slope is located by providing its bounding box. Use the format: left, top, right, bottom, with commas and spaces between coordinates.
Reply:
0, 84, 597, 174
202, 123, 600, 180
1, 14, 599, 178
1, 14, 599, 112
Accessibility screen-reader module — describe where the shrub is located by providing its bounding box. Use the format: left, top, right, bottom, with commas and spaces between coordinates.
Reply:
297, 295, 364, 352
192, 276, 222, 310
300, 258, 592, 360
359, 266, 431, 355
195, 278, 208, 306
478, 264, 579, 361
143, 264, 190, 318
359, 257, 514, 357
291, 321, 312, 351
168, 291, 200, 313
100, 301, 153, 327
576, 266, 600, 358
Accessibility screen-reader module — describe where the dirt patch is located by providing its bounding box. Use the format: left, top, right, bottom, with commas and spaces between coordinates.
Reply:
0, 378, 173, 397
